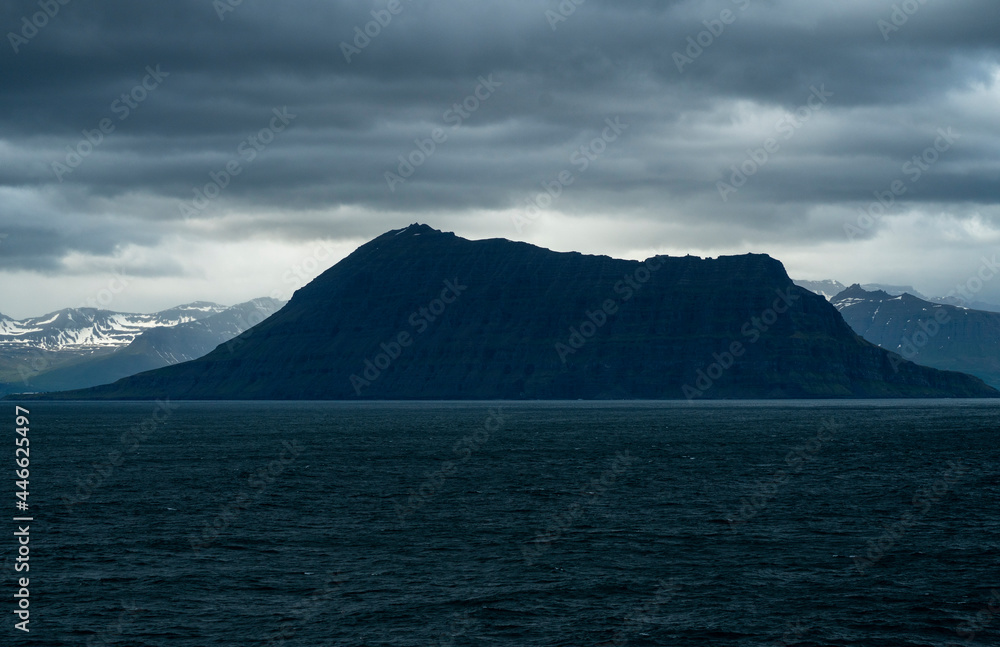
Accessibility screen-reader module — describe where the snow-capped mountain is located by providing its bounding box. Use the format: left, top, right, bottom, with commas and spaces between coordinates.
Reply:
794, 279, 929, 301
0, 298, 285, 395
123, 298, 284, 365
857, 283, 929, 300
831, 284, 1000, 389
795, 278, 1000, 312
792, 279, 848, 300
0, 301, 229, 351
931, 294, 1000, 313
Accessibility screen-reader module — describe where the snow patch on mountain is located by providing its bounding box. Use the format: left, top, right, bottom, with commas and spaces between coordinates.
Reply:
0, 302, 230, 351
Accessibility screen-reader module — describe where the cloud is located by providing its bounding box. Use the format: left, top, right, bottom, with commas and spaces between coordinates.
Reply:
1, 0, 999, 316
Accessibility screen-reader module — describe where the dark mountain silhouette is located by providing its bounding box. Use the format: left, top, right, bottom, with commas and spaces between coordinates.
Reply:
13, 225, 997, 400
832, 284, 1000, 389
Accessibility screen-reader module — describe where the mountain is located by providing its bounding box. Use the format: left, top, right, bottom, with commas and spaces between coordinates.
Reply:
0, 299, 284, 395
792, 279, 847, 300
13, 225, 997, 400
832, 285, 1000, 389
796, 278, 1000, 313
114, 298, 284, 365
931, 295, 1000, 314
0, 301, 228, 351
860, 283, 930, 300
0, 301, 229, 388
794, 279, 931, 301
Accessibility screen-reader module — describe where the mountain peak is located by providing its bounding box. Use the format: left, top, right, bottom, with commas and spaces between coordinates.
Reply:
399, 222, 439, 234
381, 223, 447, 241
792, 279, 848, 301
353, 223, 454, 256
23, 227, 996, 400
833, 283, 1000, 389
834, 284, 892, 301
172, 301, 227, 309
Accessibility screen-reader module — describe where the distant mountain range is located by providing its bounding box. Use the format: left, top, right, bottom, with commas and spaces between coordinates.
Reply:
794, 279, 1000, 313
832, 285, 1000, 389
0, 298, 284, 395
0, 301, 228, 350
14, 224, 995, 400
790, 279, 850, 300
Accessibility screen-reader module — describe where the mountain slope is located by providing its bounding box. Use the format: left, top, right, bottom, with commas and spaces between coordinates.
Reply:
795, 278, 1000, 313
18, 225, 997, 400
792, 279, 847, 300
931, 294, 1000, 314
794, 280, 930, 301
0, 302, 230, 387
832, 284, 1000, 389
2, 298, 284, 395
0, 302, 228, 351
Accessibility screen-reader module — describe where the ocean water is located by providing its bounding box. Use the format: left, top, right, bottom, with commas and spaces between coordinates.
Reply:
8, 400, 1000, 646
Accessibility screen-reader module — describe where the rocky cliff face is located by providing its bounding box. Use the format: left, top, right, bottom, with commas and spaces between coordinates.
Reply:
19, 225, 997, 400
833, 284, 1000, 389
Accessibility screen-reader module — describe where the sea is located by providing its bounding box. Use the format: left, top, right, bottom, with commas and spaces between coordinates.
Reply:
7, 400, 1000, 646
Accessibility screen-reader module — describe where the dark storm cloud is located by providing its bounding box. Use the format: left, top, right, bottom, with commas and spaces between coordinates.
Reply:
1, 0, 999, 276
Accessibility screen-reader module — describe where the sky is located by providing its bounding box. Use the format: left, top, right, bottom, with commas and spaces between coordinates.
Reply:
1, 0, 998, 318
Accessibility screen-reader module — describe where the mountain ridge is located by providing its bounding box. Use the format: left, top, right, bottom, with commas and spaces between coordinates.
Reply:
0, 301, 230, 351
0, 298, 284, 395
11, 225, 997, 400
832, 285, 1000, 389
795, 278, 1000, 313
